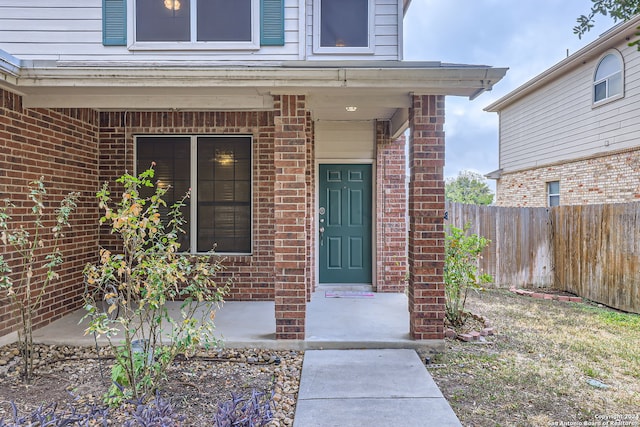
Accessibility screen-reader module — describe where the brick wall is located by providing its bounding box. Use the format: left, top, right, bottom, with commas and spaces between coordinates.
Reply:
0, 88, 99, 338
1, 88, 422, 340
98, 111, 278, 301
272, 95, 309, 339
305, 112, 316, 299
376, 121, 407, 292
496, 148, 640, 207
407, 95, 446, 340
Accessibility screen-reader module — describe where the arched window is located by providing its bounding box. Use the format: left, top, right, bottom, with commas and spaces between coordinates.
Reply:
593, 52, 623, 104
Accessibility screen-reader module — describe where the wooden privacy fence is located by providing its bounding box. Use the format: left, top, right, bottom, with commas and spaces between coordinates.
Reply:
445, 202, 640, 314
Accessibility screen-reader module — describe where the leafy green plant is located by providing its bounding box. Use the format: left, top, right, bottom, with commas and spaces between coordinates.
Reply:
574, 0, 640, 39
83, 166, 229, 404
444, 224, 492, 327
0, 179, 78, 383
445, 170, 494, 205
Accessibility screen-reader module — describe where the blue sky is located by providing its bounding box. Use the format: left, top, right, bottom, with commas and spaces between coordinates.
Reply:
403, 1, 617, 185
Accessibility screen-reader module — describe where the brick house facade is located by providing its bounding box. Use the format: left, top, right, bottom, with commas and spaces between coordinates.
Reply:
0, 1, 506, 342
0, 91, 99, 336
486, 16, 640, 208
495, 148, 640, 207
0, 86, 463, 341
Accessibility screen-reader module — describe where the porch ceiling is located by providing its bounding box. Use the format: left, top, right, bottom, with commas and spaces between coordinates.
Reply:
1, 60, 507, 122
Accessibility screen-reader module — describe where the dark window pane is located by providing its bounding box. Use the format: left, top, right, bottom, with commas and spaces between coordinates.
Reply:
235, 158, 251, 180
198, 0, 252, 41
136, 137, 191, 251
136, 0, 191, 41
235, 181, 251, 202
197, 136, 251, 253
215, 162, 235, 181
321, 0, 368, 47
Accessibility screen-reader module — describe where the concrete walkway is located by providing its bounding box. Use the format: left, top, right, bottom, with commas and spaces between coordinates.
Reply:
0, 290, 461, 425
294, 349, 461, 427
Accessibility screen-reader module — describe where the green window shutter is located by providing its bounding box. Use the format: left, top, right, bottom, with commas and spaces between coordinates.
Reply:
103, 0, 127, 46
261, 0, 284, 46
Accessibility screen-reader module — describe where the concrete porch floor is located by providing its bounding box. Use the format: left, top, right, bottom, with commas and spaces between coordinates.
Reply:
0, 290, 460, 426
0, 290, 443, 351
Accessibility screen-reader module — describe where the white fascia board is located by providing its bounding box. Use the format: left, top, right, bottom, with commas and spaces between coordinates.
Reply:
12, 64, 506, 112
14, 64, 506, 95
390, 107, 409, 139
403, 0, 412, 16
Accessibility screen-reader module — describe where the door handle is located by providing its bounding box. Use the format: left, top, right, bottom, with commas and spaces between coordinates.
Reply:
319, 226, 325, 246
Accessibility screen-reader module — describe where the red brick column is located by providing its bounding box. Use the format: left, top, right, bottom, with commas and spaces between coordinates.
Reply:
273, 95, 308, 340
375, 121, 407, 292
305, 112, 316, 300
408, 95, 446, 340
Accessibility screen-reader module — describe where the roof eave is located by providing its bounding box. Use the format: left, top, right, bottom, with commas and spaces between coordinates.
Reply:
403, 0, 412, 16
485, 14, 640, 112
14, 63, 508, 100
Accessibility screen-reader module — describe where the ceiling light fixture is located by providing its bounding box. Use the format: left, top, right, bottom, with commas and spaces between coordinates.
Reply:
345, 106, 358, 112
213, 150, 235, 166
164, 0, 181, 11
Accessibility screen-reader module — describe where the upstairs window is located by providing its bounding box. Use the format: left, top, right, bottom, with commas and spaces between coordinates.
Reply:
593, 52, 623, 104
547, 181, 560, 207
102, 0, 284, 48
313, 0, 374, 54
134, 0, 258, 48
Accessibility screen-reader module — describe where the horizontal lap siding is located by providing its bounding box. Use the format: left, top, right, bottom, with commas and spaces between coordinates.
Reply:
305, 0, 399, 60
315, 121, 375, 159
499, 41, 640, 173
0, 0, 300, 61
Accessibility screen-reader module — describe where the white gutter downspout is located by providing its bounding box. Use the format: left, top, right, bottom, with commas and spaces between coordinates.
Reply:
0, 50, 21, 85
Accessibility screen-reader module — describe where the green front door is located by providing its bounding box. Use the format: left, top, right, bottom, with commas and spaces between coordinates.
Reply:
319, 164, 372, 283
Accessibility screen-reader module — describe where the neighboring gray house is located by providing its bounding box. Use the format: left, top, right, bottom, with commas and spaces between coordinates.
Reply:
0, 0, 506, 342
485, 15, 640, 207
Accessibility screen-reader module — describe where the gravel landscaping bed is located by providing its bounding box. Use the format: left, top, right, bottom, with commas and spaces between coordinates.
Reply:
0, 344, 302, 425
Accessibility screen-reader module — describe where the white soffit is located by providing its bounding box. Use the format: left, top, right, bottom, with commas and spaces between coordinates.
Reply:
2, 60, 507, 119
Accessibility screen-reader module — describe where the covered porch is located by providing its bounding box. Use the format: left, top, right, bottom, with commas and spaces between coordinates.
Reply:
0, 56, 506, 343
3, 289, 422, 350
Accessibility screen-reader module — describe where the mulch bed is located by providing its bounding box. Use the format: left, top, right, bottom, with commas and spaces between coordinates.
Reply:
0, 343, 303, 426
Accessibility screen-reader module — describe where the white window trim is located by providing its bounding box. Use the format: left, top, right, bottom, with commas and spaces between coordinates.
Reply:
127, 0, 260, 51
592, 49, 624, 107
547, 181, 560, 207
134, 134, 254, 256
312, 0, 375, 55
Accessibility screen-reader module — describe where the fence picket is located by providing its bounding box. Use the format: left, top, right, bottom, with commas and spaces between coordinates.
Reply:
445, 201, 640, 313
